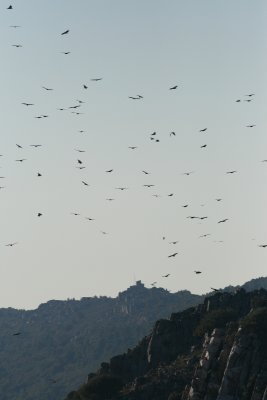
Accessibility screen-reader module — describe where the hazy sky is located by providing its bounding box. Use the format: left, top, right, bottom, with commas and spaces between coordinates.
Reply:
0, 0, 266, 309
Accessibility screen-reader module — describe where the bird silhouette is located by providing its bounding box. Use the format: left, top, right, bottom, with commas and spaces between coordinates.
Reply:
106, 169, 113, 173
211, 287, 220, 292
169, 241, 178, 244
37, 213, 42, 217
170, 132, 176, 137
128, 146, 137, 150
91, 78, 103, 81
83, 84, 88, 89
200, 144, 207, 148
82, 181, 89, 186
22, 103, 34, 106
61, 51, 70, 55
61, 29, 69, 35
15, 159, 26, 162
13, 332, 22, 336
6, 242, 18, 247
258, 244, 267, 248
246, 125, 256, 128
194, 270, 202, 274
199, 128, 207, 132
7, 5, 13, 9
169, 85, 178, 90
37, 172, 42, 177
162, 273, 170, 277
42, 86, 53, 91
168, 252, 178, 258
226, 170, 237, 174
143, 184, 154, 188
16, 144, 23, 149
218, 219, 228, 223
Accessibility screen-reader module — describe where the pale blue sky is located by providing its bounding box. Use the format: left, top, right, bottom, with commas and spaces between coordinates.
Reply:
0, 0, 267, 309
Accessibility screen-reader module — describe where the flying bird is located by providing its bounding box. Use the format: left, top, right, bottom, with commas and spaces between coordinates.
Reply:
194, 271, 202, 274
211, 287, 220, 292
37, 213, 42, 217
30, 144, 42, 148
42, 86, 53, 91
142, 170, 150, 175
106, 169, 113, 173
16, 144, 23, 149
162, 274, 170, 277
143, 184, 154, 188
200, 144, 207, 148
83, 84, 88, 89
61, 29, 69, 35
15, 159, 26, 162
170, 132, 176, 137
246, 125, 256, 128
91, 78, 103, 81
169, 241, 178, 244
218, 219, 228, 223
128, 146, 137, 150
61, 51, 70, 55
226, 170, 237, 174
37, 172, 42, 177
82, 181, 89, 186
12, 44, 22, 48
169, 85, 178, 90
7, 5, 13, 10
6, 242, 18, 247
22, 103, 34, 106
258, 244, 267, 248
13, 332, 22, 336
168, 252, 178, 258
199, 128, 207, 132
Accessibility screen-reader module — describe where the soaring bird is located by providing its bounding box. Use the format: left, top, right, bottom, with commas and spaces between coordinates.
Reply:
194, 270, 202, 274
42, 86, 53, 91
199, 233, 210, 238
258, 244, 267, 248
37, 172, 42, 177
83, 84, 88, 89
218, 219, 228, 223
215, 198, 222, 202
128, 146, 137, 150
61, 29, 69, 35
142, 170, 150, 174
85, 217, 95, 221
245, 94, 255, 97
106, 169, 113, 173
71, 213, 80, 216
115, 187, 128, 190
151, 282, 157, 286
12, 44, 22, 48
16, 144, 23, 149
75, 149, 85, 153
22, 102, 34, 106
199, 128, 207, 132
6, 242, 18, 247
37, 213, 42, 217
168, 252, 178, 258
169, 85, 178, 90
226, 170, 237, 174
82, 181, 89, 186
15, 159, 26, 162
162, 274, 170, 277
77, 159, 83, 164
211, 287, 220, 292
170, 131, 176, 137
246, 125, 256, 128
13, 332, 22, 336
30, 144, 42, 148
61, 51, 70, 55
181, 204, 189, 208
182, 171, 194, 176
7, 5, 13, 10
10, 25, 21, 28
91, 78, 103, 81
200, 144, 207, 148
143, 184, 154, 188
169, 241, 178, 244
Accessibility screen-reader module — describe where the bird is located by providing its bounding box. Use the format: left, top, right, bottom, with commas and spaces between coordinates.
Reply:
168, 193, 174, 197
151, 282, 157, 286
182, 171, 194, 176
199, 233, 210, 238
82, 181, 89, 186
194, 271, 202, 274
37, 213, 42, 217
71, 213, 80, 216
76, 166, 86, 170
85, 217, 95, 221
69, 105, 80, 109
128, 146, 137, 150
37, 172, 42, 177
91, 78, 103, 81
13, 332, 22, 336
181, 204, 189, 208
61, 51, 70, 55
170, 131, 176, 137
75, 149, 85, 153
83, 84, 88, 89
30, 144, 42, 148
61, 29, 69, 35
101, 231, 108, 235
235, 99, 241, 102
169, 85, 178, 90
245, 94, 255, 97
77, 159, 83, 164
6, 242, 18, 247
42, 86, 53, 91
168, 252, 178, 258
12, 44, 22, 48
169, 241, 178, 244
200, 144, 207, 148
10, 25, 21, 28
22, 103, 34, 106
246, 125, 256, 128
16, 144, 23, 149
211, 287, 220, 292
226, 170, 237, 174
116, 187, 128, 190
199, 128, 207, 132
215, 198, 222, 202
258, 244, 267, 248
143, 184, 154, 188
218, 219, 228, 223
142, 170, 150, 174
15, 159, 26, 162
7, 5, 13, 10
105, 169, 113, 173
106, 198, 114, 201
199, 216, 208, 220
162, 274, 170, 277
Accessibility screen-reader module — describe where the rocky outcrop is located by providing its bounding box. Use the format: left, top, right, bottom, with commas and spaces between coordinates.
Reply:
66, 289, 267, 400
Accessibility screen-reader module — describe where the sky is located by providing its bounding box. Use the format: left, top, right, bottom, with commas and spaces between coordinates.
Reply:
0, 0, 266, 309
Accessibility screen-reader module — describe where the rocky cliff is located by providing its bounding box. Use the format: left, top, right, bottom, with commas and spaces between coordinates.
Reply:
66, 288, 267, 400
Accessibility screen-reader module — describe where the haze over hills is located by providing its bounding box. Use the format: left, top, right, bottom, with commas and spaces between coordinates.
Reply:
0, 277, 266, 400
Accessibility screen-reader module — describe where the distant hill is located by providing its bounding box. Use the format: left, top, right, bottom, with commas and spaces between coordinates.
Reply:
0, 277, 266, 400
66, 288, 267, 400
0, 281, 202, 400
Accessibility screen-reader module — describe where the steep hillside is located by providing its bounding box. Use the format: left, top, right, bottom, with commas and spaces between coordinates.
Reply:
66, 288, 267, 400
0, 281, 202, 400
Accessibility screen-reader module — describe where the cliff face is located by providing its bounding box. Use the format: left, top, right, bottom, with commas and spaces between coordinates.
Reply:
66, 289, 267, 400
